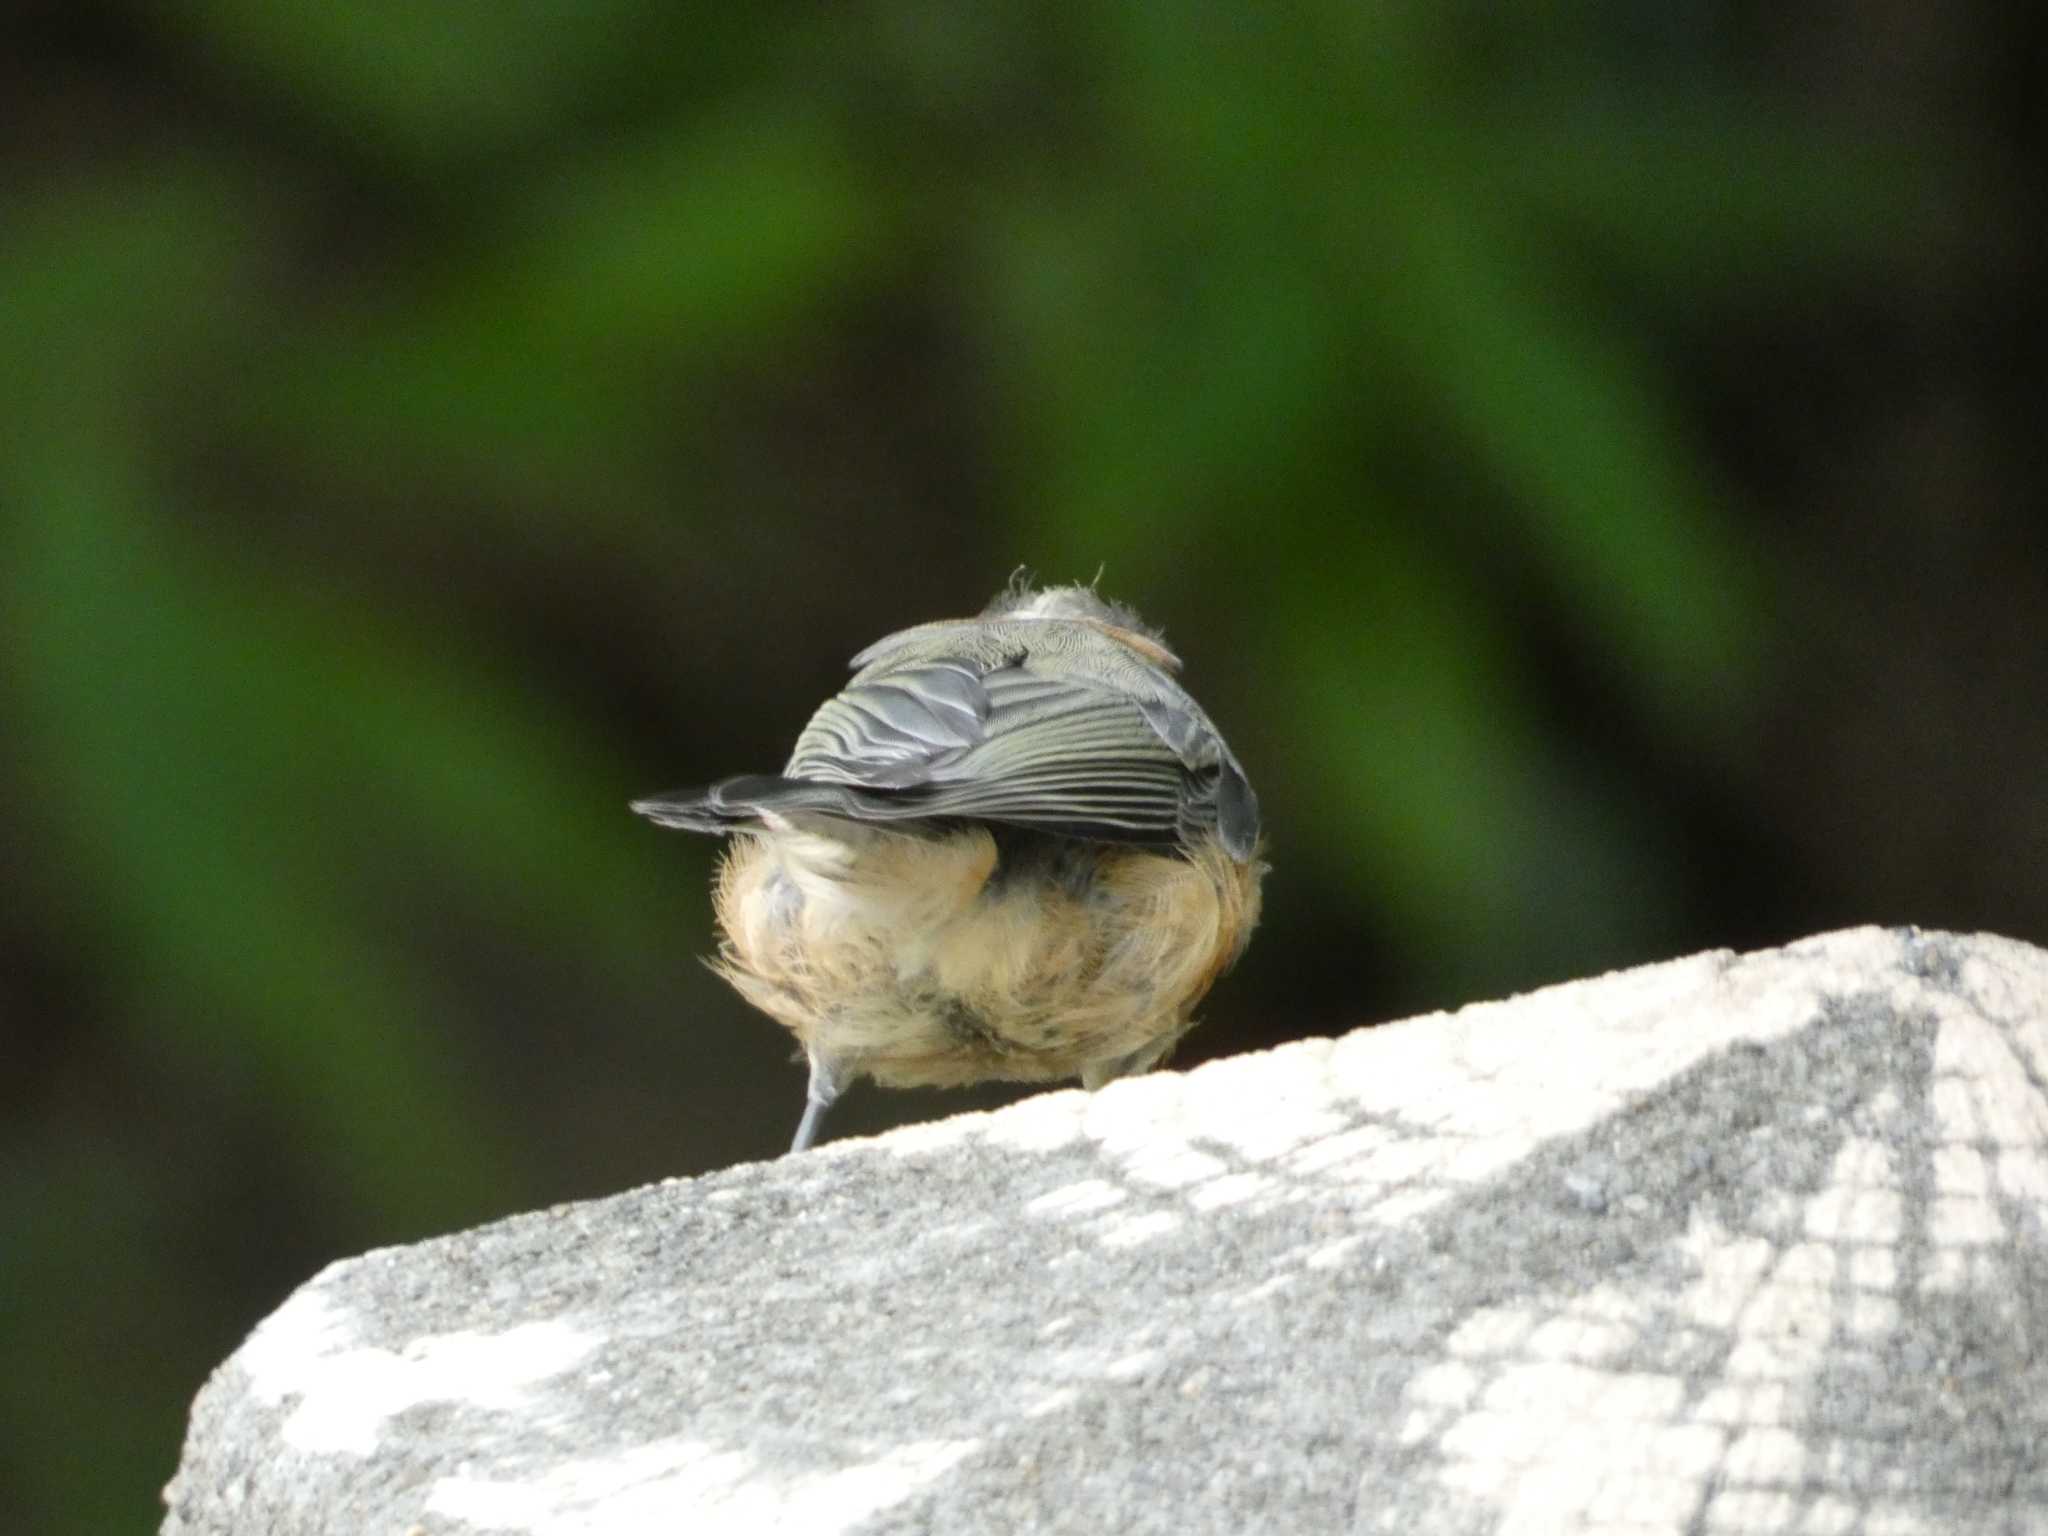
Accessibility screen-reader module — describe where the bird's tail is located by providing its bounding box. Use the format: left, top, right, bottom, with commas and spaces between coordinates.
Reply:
631, 775, 931, 834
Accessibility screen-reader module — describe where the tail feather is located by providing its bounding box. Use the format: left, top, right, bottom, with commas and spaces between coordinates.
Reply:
631, 774, 923, 834
633, 772, 1197, 847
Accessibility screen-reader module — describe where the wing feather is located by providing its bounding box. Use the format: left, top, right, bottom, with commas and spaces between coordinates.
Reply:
637, 645, 1259, 857
784, 663, 1196, 840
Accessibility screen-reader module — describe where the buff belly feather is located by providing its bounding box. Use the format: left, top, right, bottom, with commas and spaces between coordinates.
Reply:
711, 825, 1262, 1091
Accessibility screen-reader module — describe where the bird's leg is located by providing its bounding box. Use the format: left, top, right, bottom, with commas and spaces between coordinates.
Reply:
790, 1053, 846, 1153
1080, 1032, 1180, 1091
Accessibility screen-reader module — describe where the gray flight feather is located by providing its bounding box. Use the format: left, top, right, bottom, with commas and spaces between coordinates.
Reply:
632, 592, 1259, 860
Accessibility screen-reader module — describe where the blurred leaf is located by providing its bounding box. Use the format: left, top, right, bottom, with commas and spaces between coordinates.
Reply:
248, 106, 890, 519
8, 462, 526, 1227
979, 190, 1344, 571
1261, 521, 1677, 987
1500, 95, 1989, 292
151, 0, 665, 173
973, 6, 1836, 743
0, 168, 695, 1233
5, 455, 715, 1225
0, 166, 264, 458
1368, 190, 1766, 721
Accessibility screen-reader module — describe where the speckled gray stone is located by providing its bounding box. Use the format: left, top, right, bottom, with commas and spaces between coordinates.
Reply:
161, 927, 2048, 1535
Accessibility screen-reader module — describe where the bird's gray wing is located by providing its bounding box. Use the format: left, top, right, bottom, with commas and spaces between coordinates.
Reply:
634, 656, 1258, 856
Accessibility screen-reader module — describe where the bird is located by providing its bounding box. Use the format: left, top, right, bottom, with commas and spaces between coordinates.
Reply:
632, 577, 1264, 1153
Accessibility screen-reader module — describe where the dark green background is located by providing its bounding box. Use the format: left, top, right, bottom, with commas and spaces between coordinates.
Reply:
3, 4, 2041, 1532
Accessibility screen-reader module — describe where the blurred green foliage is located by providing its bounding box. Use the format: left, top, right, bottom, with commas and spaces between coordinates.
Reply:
0, 2, 1990, 1532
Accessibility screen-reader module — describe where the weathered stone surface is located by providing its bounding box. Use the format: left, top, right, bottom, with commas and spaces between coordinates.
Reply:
162, 927, 2048, 1534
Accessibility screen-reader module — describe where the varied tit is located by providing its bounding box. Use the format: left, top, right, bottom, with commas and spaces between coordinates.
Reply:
633, 580, 1264, 1153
